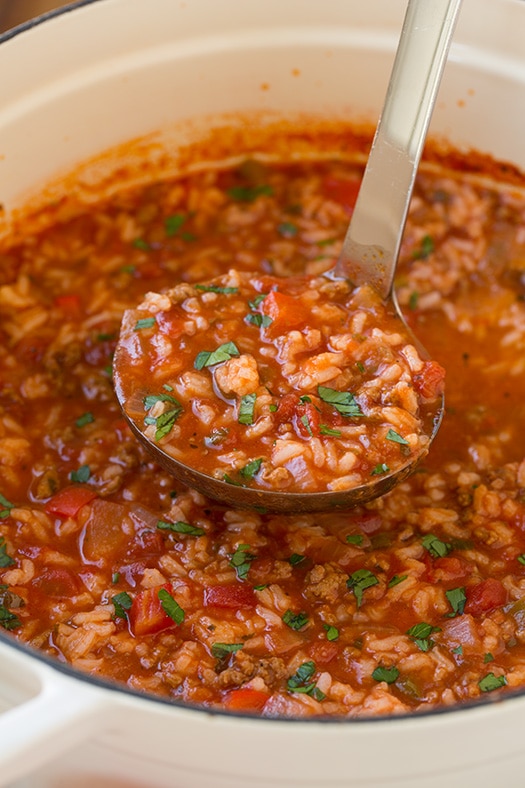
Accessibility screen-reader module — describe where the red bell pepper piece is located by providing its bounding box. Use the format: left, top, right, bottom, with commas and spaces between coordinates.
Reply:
45, 486, 98, 518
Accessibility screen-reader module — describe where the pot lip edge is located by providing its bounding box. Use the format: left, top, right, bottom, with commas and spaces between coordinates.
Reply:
0, 0, 104, 46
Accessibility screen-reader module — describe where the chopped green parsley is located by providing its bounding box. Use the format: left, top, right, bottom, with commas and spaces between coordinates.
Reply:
478, 672, 506, 693
385, 429, 409, 446
229, 544, 255, 581
282, 610, 309, 631
211, 642, 244, 660
70, 465, 91, 484
227, 184, 274, 202
238, 393, 257, 425
0, 538, 14, 568
0, 494, 14, 520
158, 588, 185, 625
347, 569, 379, 607
112, 591, 132, 619
317, 386, 363, 417
75, 412, 95, 428
445, 586, 467, 618
406, 622, 441, 652
134, 316, 156, 330
422, 533, 452, 558
372, 665, 399, 684
194, 341, 240, 370
324, 624, 339, 641
157, 520, 205, 537
287, 661, 325, 700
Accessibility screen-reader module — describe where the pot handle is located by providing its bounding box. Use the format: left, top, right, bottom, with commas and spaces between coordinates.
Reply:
0, 639, 110, 786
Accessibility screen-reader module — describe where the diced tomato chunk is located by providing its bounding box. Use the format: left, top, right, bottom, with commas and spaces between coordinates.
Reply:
204, 584, 256, 608
44, 486, 98, 518
260, 290, 310, 337
53, 294, 81, 313
309, 641, 338, 665
32, 568, 81, 599
427, 556, 472, 584
465, 578, 507, 616
275, 393, 321, 439
322, 177, 360, 214
413, 360, 446, 400
128, 583, 177, 636
223, 687, 271, 713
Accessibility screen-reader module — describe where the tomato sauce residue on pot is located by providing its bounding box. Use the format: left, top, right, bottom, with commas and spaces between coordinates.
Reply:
1, 125, 525, 717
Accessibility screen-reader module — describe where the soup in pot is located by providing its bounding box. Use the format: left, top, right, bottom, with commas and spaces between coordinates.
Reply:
1, 127, 525, 717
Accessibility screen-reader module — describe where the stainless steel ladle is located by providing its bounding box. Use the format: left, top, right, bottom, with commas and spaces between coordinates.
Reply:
115, 0, 462, 513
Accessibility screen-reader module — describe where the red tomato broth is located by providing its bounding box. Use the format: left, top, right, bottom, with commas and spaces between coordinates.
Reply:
0, 144, 524, 716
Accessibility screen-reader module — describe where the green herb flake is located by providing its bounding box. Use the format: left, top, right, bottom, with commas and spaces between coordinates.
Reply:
287, 661, 325, 700
317, 237, 337, 247
112, 591, 132, 619
0, 605, 21, 631
195, 284, 239, 295
211, 642, 244, 660
288, 553, 305, 567
408, 291, 420, 311
412, 234, 435, 260
157, 520, 205, 537
239, 459, 263, 480
406, 622, 441, 652
282, 610, 309, 631
479, 672, 507, 693
164, 213, 186, 236
134, 317, 156, 331
484, 652, 495, 663
347, 569, 379, 607
194, 341, 240, 370
112, 572, 120, 584
158, 588, 185, 625
277, 222, 298, 238
324, 624, 339, 641
70, 465, 91, 484
0, 537, 15, 568
245, 313, 273, 328
317, 385, 363, 418
300, 414, 314, 436
518, 554, 525, 566
75, 412, 95, 428
132, 238, 151, 251
356, 361, 366, 374
452, 645, 463, 655
372, 665, 399, 684
143, 392, 181, 411
0, 494, 14, 520
319, 424, 342, 437
227, 184, 274, 202
445, 586, 467, 618
385, 429, 409, 446
147, 407, 182, 441
238, 393, 257, 425
253, 584, 268, 591
229, 544, 255, 581
422, 533, 452, 558
371, 463, 390, 476
346, 534, 363, 546
388, 574, 408, 588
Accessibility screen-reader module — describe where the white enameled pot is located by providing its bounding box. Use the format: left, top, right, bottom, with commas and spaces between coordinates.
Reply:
1, 1, 525, 786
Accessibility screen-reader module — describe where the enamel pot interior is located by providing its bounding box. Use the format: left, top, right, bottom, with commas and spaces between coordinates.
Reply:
1, 1, 525, 786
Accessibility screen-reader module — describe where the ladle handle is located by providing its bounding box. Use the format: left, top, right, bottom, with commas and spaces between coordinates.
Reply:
336, 0, 463, 298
